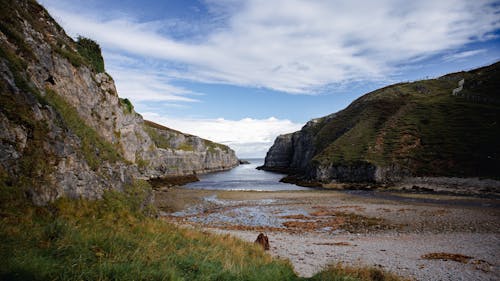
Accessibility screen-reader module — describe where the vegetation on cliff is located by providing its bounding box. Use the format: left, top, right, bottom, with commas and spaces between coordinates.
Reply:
264, 62, 500, 182
45, 88, 122, 170
316, 64, 499, 177
1, 0, 239, 204
76, 36, 105, 73
144, 120, 231, 153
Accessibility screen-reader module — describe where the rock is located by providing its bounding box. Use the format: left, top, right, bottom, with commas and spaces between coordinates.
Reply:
255, 233, 270, 250
148, 174, 199, 189
0, 0, 238, 205
239, 159, 250, 164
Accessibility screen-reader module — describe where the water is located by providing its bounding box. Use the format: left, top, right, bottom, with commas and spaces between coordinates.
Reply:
185, 159, 310, 191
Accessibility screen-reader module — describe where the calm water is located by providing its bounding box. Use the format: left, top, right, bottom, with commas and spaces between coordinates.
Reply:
185, 159, 311, 191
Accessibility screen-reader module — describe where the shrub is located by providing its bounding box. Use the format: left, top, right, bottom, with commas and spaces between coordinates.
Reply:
76, 36, 105, 73
119, 98, 134, 114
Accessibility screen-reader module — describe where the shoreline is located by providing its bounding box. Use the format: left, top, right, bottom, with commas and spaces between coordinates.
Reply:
156, 187, 500, 280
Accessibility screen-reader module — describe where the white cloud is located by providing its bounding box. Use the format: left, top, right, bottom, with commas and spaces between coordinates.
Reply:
443, 49, 487, 62
141, 113, 303, 158
41, 0, 500, 94
104, 52, 200, 103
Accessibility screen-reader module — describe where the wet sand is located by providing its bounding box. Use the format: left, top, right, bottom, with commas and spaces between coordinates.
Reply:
155, 188, 500, 280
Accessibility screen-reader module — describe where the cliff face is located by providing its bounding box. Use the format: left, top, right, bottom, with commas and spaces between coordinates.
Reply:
262, 62, 500, 185
0, 0, 238, 205
142, 120, 238, 177
262, 117, 329, 173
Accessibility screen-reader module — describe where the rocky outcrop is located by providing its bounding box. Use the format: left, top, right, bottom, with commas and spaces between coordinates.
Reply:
261, 62, 500, 186
260, 115, 333, 173
0, 0, 238, 204
142, 121, 238, 177
260, 133, 293, 170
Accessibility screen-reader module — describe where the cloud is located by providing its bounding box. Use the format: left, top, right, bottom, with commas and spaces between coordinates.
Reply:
41, 0, 500, 94
103, 52, 200, 103
141, 113, 303, 158
443, 49, 487, 62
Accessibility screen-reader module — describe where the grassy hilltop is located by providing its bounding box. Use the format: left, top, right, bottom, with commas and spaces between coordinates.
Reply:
263, 62, 500, 183
313, 63, 500, 178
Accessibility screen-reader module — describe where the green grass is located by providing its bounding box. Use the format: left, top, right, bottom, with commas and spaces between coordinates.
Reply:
0, 182, 297, 281
143, 120, 231, 153
76, 36, 105, 73
308, 62, 500, 179
204, 139, 230, 153
0, 182, 405, 281
44, 88, 121, 170
119, 98, 134, 114
56, 46, 87, 68
1, 0, 105, 73
143, 123, 173, 150
135, 154, 150, 170
0, 44, 56, 192
0, 1, 36, 60
178, 143, 195, 151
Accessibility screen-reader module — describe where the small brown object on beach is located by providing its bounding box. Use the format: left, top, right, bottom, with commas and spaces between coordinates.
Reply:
255, 233, 270, 250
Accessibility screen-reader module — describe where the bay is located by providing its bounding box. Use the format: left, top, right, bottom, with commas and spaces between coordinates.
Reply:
184, 159, 310, 191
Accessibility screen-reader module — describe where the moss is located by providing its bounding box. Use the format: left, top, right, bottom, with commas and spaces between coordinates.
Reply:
44, 88, 121, 170
178, 143, 194, 151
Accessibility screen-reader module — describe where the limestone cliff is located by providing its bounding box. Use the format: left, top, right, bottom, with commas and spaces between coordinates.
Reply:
261, 62, 500, 187
0, 0, 238, 205
142, 120, 238, 177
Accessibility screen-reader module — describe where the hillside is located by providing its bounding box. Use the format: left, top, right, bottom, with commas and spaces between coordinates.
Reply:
261, 62, 500, 187
0, 0, 238, 205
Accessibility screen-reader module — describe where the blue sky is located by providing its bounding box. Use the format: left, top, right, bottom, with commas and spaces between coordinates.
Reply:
39, 0, 500, 157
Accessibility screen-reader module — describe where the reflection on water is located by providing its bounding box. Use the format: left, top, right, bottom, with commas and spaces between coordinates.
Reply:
185, 159, 310, 191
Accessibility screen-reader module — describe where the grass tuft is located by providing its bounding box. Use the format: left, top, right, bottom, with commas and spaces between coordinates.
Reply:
119, 98, 134, 114
310, 263, 409, 281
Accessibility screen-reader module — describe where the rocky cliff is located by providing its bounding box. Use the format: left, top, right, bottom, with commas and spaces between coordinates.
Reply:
261, 62, 500, 187
142, 120, 238, 177
0, 0, 238, 205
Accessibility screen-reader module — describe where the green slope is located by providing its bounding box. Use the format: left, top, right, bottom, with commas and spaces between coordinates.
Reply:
310, 62, 500, 179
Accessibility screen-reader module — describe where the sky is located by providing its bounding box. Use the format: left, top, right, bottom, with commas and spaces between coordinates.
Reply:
39, 0, 500, 158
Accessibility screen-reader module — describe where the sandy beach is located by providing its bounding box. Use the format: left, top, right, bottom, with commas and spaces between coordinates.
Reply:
155, 188, 500, 280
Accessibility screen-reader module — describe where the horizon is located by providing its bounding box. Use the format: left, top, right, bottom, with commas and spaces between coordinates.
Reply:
39, 0, 500, 158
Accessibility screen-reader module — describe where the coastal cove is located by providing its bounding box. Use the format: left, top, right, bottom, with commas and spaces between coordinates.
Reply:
153, 162, 500, 280
185, 159, 310, 191
2, 1, 500, 280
